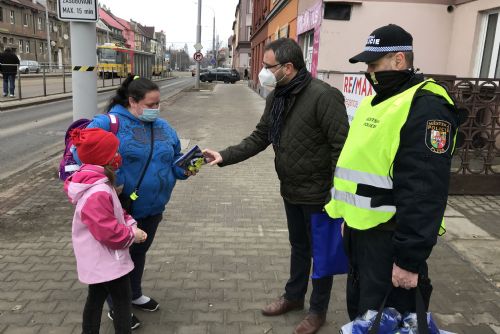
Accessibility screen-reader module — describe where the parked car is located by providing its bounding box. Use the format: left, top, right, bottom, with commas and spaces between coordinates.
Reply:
19, 60, 40, 74
200, 68, 240, 83
191, 68, 209, 76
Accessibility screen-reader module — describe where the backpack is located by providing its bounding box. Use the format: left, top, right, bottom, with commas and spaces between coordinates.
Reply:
58, 114, 119, 181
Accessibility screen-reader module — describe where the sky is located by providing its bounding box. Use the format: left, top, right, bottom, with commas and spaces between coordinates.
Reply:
99, 0, 239, 55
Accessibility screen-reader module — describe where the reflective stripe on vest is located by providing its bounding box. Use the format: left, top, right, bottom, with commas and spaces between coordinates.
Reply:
331, 187, 396, 213
325, 79, 455, 233
335, 166, 393, 189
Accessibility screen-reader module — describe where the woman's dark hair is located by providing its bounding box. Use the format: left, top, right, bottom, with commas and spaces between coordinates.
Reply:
106, 74, 159, 112
103, 165, 116, 185
264, 38, 306, 71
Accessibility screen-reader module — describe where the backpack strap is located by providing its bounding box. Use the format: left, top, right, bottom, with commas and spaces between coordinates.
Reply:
107, 114, 119, 134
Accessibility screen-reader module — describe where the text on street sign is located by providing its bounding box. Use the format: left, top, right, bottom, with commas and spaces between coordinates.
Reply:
57, 0, 99, 22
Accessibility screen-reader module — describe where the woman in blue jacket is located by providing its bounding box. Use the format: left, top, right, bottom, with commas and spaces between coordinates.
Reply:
87, 75, 192, 329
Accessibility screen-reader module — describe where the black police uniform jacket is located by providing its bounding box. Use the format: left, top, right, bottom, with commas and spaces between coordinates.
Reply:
380, 73, 459, 273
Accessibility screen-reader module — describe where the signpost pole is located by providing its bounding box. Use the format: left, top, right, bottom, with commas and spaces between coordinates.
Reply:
70, 21, 97, 120
195, 0, 202, 89
58, 0, 98, 120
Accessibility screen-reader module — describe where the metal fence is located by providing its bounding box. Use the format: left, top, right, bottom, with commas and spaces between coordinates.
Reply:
433, 75, 500, 195
0, 63, 172, 101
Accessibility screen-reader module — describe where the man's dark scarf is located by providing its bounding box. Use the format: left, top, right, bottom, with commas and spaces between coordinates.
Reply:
269, 67, 312, 147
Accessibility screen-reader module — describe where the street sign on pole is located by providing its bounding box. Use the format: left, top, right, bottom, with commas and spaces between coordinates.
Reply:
193, 52, 204, 62
57, 0, 98, 22
193, 43, 203, 51
210, 58, 216, 65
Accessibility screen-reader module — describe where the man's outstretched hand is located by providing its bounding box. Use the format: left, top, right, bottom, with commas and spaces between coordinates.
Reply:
202, 149, 223, 166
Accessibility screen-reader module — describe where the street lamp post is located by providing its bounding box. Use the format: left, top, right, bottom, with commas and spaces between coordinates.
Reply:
42, 0, 52, 70
195, 0, 202, 89
212, 15, 215, 67
205, 6, 216, 68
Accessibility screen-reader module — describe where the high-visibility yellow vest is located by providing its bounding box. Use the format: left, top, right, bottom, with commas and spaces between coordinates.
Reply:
325, 79, 455, 233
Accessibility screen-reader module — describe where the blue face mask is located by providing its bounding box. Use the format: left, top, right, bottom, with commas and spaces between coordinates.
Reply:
138, 108, 160, 122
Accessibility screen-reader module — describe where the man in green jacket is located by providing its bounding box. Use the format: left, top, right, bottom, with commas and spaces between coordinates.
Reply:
203, 38, 349, 334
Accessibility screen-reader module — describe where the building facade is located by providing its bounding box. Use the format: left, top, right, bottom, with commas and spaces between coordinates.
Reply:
250, 0, 270, 91
294, 0, 496, 87
267, 0, 298, 41
232, 0, 253, 76
98, 8, 127, 46
0, 0, 70, 66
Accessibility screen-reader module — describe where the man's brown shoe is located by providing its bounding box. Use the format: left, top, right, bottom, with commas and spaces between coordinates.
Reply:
261, 296, 304, 316
293, 313, 326, 334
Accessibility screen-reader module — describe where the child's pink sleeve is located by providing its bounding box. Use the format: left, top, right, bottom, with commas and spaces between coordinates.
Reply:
123, 210, 137, 227
81, 191, 135, 249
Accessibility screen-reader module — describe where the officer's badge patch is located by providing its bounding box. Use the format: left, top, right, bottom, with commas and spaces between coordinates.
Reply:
426, 120, 451, 154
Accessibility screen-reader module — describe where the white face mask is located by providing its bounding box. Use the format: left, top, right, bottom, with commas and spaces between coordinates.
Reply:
259, 68, 277, 87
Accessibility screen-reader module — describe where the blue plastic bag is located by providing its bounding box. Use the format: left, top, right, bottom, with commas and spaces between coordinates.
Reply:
340, 309, 455, 334
310, 213, 349, 278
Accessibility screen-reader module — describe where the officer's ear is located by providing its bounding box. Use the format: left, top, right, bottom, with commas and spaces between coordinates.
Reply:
394, 52, 407, 70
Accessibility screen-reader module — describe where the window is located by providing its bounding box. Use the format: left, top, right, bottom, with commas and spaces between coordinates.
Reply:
9, 37, 14, 44
302, 31, 314, 72
49, 22, 53, 32
10, 10, 14, 24
37, 17, 42, 30
23, 13, 29, 26
0, 7, 3, 22
279, 25, 289, 39
324, 3, 352, 21
479, 11, 500, 78
2, 37, 6, 44
25, 41, 30, 53
40, 42, 43, 53
19, 40, 23, 53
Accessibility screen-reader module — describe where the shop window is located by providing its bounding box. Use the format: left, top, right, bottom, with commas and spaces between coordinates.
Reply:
479, 11, 500, 78
324, 3, 352, 21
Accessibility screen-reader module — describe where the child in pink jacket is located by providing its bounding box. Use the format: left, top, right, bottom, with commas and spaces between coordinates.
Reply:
64, 128, 147, 334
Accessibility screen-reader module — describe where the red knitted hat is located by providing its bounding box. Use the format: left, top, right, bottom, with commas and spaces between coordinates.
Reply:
71, 128, 119, 166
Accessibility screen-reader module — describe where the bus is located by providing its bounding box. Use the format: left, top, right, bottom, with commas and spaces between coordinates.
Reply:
97, 43, 165, 78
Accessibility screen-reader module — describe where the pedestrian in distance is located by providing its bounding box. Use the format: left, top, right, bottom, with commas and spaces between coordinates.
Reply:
324, 24, 459, 320
0, 47, 20, 97
64, 128, 148, 334
203, 38, 349, 334
86, 74, 196, 330
244, 67, 249, 80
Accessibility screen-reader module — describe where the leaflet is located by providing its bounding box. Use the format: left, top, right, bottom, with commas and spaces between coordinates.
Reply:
174, 145, 206, 172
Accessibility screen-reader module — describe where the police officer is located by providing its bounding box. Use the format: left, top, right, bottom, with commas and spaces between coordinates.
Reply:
325, 24, 459, 319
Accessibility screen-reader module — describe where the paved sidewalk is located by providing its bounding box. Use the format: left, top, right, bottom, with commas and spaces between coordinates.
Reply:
0, 83, 499, 334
